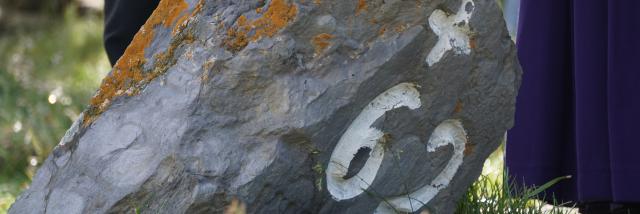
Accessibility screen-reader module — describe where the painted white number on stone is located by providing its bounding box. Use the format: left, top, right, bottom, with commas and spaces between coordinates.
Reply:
374, 119, 467, 213
426, 0, 475, 66
326, 83, 422, 200
325, 83, 468, 213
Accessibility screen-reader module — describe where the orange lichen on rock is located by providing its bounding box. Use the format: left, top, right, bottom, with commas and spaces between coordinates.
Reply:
84, 0, 193, 126
453, 100, 463, 113
224, 15, 251, 51
224, 0, 298, 51
159, 0, 189, 27
356, 0, 367, 15
469, 36, 477, 49
172, 0, 203, 35
311, 33, 334, 54
378, 26, 386, 35
250, 0, 298, 40
464, 142, 475, 156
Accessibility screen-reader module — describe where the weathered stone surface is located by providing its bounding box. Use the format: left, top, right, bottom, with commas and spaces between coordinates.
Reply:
10, 0, 521, 213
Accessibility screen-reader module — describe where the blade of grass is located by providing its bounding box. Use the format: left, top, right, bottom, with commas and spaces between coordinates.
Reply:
523, 175, 572, 199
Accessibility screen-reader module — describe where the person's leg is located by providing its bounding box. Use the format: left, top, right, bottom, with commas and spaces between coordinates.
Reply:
103, 0, 160, 66
579, 202, 611, 214
506, 0, 578, 203
607, 0, 640, 205
611, 203, 640, 214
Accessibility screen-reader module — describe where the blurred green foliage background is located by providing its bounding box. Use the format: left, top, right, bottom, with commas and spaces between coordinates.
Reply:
0, 0, 109, 211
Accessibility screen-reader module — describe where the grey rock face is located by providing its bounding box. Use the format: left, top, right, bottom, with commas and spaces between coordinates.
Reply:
10, 0, 521, 213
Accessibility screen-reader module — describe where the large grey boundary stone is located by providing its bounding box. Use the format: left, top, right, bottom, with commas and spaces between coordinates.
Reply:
10, 0, 521, 213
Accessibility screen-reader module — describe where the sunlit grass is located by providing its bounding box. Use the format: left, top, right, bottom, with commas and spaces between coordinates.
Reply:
457, 142, 576, 214
0, 192, 15, 214
0, 180, 23, 214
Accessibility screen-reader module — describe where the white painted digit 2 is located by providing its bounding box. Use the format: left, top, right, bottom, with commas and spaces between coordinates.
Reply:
325, 83, 468, 213
374, 120, 467, 213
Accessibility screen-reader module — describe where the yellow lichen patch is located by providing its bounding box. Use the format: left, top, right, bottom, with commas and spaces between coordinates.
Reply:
223, 0, 298, 51
356, 0, 367, 15
201, 59, 217, 82
314, 0, 321, 5
311, 33, 334, 54
394, 23, 408, 33
84, 0, 196, 127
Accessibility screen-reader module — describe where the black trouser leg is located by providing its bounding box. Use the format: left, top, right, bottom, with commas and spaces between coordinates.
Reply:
103, 0, 160, 66
579, 202, 612, 214
611, 203, 640, 214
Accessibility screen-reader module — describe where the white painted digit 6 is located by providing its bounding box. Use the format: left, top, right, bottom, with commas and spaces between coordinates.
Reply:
326, 83, 422, 200
325, 83, 468, 213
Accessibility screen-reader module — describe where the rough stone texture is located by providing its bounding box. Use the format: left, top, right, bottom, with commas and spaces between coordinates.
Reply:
10, 0, 521, 213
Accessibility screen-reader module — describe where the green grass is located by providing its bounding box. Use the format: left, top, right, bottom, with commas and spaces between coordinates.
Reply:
0, 192, 15, 214
456, 143, 575, 214
456, 173, 573, 214
0, 179, 23, 213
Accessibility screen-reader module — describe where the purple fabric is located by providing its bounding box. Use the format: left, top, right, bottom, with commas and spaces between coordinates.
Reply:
506, 0, 640, 203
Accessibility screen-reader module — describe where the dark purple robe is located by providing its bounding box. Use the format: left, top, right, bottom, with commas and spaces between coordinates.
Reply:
506, 0, 640, 203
